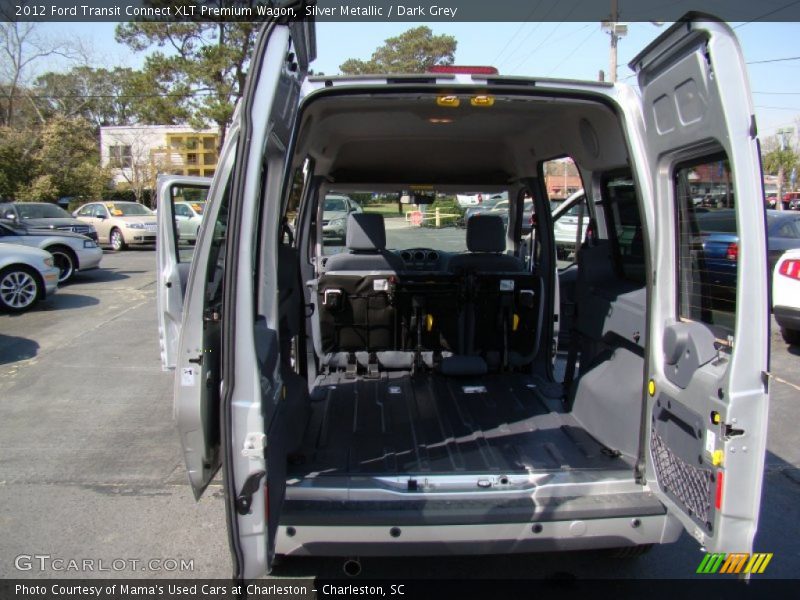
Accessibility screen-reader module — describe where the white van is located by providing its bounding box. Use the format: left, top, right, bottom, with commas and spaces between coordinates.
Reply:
157, 15, 770, 579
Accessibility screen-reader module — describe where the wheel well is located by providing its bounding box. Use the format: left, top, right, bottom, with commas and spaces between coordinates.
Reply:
0, 263, 45, 300
45, 244, 78, 269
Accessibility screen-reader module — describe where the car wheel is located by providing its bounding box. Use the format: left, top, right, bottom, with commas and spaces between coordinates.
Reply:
110, 228, 127, 251
781, 327, 800, 345
47, 245, 77, 283
0, 265, 42, 313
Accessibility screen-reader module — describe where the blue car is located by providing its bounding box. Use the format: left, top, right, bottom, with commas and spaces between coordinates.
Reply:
689, 209, 800, 305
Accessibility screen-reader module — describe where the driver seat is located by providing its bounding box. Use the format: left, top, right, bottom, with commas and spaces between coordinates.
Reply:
324, 213, 404, 272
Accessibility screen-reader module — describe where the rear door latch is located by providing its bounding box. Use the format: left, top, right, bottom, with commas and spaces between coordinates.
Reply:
235, 470, 266, 515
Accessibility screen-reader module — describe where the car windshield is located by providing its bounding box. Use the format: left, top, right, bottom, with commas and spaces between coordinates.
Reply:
15, 203, 71, 219
105, 203, 152, 216
324, 197, 348, 212
322, 190, 503, 256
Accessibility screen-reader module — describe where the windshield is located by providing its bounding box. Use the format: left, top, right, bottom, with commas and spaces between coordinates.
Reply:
15, 203, 71, 219
321, 190, 527, 256
106, 202, 152, 216
324, 197, 348, 212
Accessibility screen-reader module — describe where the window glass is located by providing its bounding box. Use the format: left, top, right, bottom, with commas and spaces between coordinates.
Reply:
675, 156, 736, 339
543, 157, 585, 268
15, 204, 71, 219
603, 173, 645, 285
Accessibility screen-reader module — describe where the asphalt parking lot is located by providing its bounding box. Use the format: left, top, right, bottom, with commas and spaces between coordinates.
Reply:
0, 249, 799, 580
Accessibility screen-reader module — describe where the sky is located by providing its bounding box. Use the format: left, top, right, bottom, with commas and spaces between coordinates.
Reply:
34, 19, 800, 139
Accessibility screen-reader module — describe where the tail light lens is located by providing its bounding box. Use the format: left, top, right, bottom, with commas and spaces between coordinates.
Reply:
779, 259, 800, 280
726, 242, 738, 261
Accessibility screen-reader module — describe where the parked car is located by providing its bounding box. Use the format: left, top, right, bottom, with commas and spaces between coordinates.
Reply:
783, 191, 800, 210
154, 17, 769, 578
0, 242, 59, 312
174, 201, 206, 243
462, 193, 508, 220
773, 248, 800, 344
0, 201, 97, 241
685, 210, 800, 299
321, 194, 361, 243
73, 201, 156, 250
552, 190, 589, 258
0, 221, 102, 283
456, 191, 508, 208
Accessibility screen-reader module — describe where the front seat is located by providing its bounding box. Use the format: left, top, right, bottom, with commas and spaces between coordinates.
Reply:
447, 214, 524, 273
324, 213, 404, 272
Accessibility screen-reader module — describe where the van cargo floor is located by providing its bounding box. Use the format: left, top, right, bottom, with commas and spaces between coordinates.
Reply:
289, 372, 634, 476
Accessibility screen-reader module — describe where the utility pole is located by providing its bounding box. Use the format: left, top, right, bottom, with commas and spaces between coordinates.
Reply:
602, 0, 627, 83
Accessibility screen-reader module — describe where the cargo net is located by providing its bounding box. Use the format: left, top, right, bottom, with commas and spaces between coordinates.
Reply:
650, 429, 712, 524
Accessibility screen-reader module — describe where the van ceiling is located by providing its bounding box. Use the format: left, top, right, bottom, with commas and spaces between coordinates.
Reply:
293, 93, 629, 185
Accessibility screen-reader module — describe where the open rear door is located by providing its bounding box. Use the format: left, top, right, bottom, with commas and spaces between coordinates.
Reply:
220, 17, 314, 579
156, 175, 212, 371
631, 15, 768, 553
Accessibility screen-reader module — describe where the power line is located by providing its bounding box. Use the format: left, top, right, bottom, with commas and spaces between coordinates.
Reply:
490, 0, 543, 66
734, 0, 800, 29
545, 26, 596, 77
753, 91, 800, 95
754, 105, 800, 111
747, 56, 800, 65
506, 3, 583, 74
497, 0, 560, 70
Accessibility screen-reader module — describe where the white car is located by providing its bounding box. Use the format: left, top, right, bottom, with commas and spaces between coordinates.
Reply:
0, 220, 103, 283
773, 248, 800, 344
456, 191, 507, 207
174, 201, 206, 243
0, 242, 59, 312
552, 190, 588, 259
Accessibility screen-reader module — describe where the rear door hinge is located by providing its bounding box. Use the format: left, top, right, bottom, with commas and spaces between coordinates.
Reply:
235, 470, 266, 515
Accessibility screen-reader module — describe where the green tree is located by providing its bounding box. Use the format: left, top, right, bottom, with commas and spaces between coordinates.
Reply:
763, 135, 799, 208
32, 67, 147, 129
339, 26, 457, 75
0, 125, 38, 199
17, 115, 111, 202
116, 2, 259, 149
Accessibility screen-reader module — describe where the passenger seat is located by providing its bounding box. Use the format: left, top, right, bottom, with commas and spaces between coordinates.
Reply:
447, 215, 523, 273
315, 213, 402, 360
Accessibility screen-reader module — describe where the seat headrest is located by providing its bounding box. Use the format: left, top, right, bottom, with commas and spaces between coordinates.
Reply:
346, 213, 386, 252
466, 215, 506, 253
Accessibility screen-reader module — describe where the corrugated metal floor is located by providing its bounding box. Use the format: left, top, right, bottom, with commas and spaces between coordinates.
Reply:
289, 372, 634, 476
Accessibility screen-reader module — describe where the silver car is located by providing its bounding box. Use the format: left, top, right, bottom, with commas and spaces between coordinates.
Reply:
157, 17, 770, 578
0, 220, 103, 283
321, 194, 361, 243
0, 242, 59, 312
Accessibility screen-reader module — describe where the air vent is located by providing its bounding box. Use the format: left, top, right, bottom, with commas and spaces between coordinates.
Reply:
414, 250, 425, 261
427, 251, 439, 262
401, 251, 412, 262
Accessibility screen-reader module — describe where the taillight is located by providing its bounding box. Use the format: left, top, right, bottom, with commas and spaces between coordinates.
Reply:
779, 259, 800, 280
726, 242, 738, 261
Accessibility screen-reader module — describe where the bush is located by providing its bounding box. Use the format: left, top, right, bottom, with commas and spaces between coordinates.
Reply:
421, 196, 464, 228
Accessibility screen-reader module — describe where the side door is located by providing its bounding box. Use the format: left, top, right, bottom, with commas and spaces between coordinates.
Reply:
629, 16, 768, 553
156, 176, 213, 370
220, 19, 314, 579
93, 204, 112, 243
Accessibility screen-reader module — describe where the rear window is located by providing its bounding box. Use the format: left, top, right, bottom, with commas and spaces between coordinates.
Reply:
675, 156, 736, 340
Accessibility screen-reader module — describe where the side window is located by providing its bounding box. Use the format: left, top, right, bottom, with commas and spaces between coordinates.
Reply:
93, 205, 107, 218
169, 187, 209, 263
674, 155, 736, 339
543, 157, 585, 267
603, 173, 646, 285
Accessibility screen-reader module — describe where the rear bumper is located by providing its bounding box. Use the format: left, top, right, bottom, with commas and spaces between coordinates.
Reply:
774, 305, 800, 331
275, 514, 681, 557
